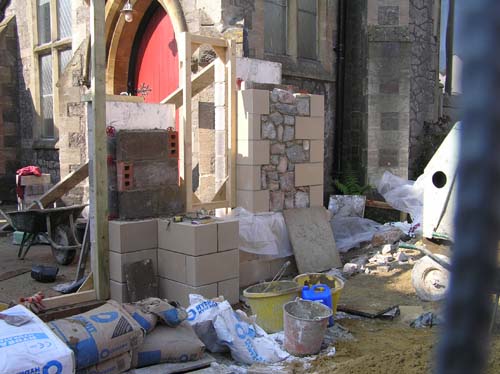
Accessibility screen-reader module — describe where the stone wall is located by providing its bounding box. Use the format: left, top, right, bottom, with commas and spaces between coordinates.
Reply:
237, 88, 325, 212
0, 16, 20, 200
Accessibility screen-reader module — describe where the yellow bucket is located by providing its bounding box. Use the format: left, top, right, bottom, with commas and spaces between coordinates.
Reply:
243, 280, 301, 333
0, 303, 8, 312
294, 273, 345, 314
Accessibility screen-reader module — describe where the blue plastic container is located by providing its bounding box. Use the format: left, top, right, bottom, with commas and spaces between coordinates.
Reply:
301, 284, 334, 326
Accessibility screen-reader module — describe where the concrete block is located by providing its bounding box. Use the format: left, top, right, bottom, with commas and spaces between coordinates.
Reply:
157, 249, 187, 282
310, 95, 325, 117
239, 259, 272, 288
217, 219, 240, 252
109, 219, 158, 253
309, 185, 324, 207
237, 165, 261, 190
186, 249, 239, 286
116, 130, 169, 161
236, 57, 282, 85
159, 278, 218, 307
110, 280, 129, 303
237, 140, 270, 165
17, 174, 51, 186
310, 140, 324, 163
109, 248, 158, 283
158, 220, 218, 256
237, 189, 269, 213
238, 113, 261, 140
295, 163, 324, 187
239, 250, 260, 263
218, 278, 240, 305
295, 116, 324, 140
238, 89, 270, 115
269, 256, 298, 278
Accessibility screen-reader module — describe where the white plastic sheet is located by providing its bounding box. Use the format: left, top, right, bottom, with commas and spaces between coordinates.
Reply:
229, 208, 292, 257
377, 171, 424, 231
0, 305, 75, 374
331, 216, 382, 253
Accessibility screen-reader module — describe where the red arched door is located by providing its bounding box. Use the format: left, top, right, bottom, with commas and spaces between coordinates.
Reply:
134, 7, 178, 105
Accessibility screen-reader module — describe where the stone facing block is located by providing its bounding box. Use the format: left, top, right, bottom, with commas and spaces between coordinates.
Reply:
109, 249, 158, 283
217, 219, 240, 252
158, 220, 218, 256
237, 189, 270, 213
295, 116, 324, 140
110, 280, 129, 304
159, 278, 218, 307
238, 113, 261, 140
310, 140, 324, 163
237, 140, 270, 165
237, 165, 261, 190
310, 95, 325, 117
238, 89, 270, 115
295, 163, 324, 187
309, 185, 324, 207
109, 219, 158, 253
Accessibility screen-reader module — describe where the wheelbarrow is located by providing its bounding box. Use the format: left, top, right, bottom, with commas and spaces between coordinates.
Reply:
7, 204, 87, 265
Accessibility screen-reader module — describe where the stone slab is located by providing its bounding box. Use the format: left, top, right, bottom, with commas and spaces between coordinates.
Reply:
124, 259, 158, 302
116, 130, 169, 161
283, 207, 342, 273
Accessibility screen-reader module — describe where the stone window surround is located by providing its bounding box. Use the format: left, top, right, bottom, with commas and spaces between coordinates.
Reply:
31, 0, 73, 145
260, 0, 334, 82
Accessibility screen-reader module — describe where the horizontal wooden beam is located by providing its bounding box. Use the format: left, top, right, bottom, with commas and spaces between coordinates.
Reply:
192, 200, 230, 210
190, 34, 228, 48
160, 61, 215, 108
43, 290, 96, 310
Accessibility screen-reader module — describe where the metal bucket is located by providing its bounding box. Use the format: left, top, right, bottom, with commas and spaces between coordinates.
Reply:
283, 299, 332, 356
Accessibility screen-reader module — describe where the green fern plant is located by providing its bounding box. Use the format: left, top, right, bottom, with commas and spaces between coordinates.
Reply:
334, 166, 371, 195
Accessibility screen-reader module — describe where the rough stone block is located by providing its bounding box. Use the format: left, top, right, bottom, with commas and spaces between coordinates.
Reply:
310, 95, 325, 117
237, 140, 270, 165
109, 248, 158, 283
238, 89, 270, 115
295, 163, 324, 186
378, 149, 399, 167
270, 191, 284, 211
237, 165, 261, 190
218, 278, 240, 305
159, 278, 218, 307
237, 189, 269, 213
309, 185, 324, 207
310, 140, 324, 163
186, 249, 239, 286
116, 130, 169, 161
295, 116, 324, 139
109, 219, 158, 253
118, 186, 184, 219
217, 219, 239, 252
158, 220, 218, 256
237, 113, 261, 140
378, 5, 399, 26
130, 160, 178, 189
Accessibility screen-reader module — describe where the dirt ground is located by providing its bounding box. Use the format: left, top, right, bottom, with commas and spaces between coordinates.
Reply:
0, 233, 81, 303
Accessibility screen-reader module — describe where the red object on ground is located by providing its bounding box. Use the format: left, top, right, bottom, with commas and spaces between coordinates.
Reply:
16, 166, 42, 200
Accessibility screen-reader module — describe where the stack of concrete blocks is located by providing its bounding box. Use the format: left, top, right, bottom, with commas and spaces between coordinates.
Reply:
109, 219, 159, 303
236, 88, 326, 287
16, 174, 51, 209
157, 219, 240, 307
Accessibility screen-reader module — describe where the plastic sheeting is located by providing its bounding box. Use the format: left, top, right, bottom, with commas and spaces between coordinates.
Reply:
331, 216, 382, 253
229, 208, 292, 258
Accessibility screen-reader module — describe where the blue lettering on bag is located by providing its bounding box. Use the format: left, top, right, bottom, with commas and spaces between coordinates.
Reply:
89, 311, 119, 323
43, 360, 63, 374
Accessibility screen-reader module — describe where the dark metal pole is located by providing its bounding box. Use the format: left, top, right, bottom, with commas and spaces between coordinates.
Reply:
437, 1, 500, 373
444, 0, 455, 94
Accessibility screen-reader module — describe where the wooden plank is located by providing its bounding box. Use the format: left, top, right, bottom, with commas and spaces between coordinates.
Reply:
30, 163, 89, 208
365, 199, 394, 210
127, 353, 215, 374
190, 34, 228, 48
227, 40, 237, 207
160, 61, 215, 108
179, 32, 193, 212
43, 290, 96, 310
89, 0, 110, 301
77, 273, 94, 293
192, 201, 230, 211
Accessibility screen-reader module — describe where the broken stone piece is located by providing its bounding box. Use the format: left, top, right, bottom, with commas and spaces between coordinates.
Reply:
395, 251, 409, 262
377, 265, 391, 273
381, 244, 393, 254
343, 263, 359, 275
371, 228, 404, 247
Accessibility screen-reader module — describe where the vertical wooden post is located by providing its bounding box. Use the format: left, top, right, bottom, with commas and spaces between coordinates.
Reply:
89, 0, 109, 300
179, 32, 192, 212
227, 40, 237, 207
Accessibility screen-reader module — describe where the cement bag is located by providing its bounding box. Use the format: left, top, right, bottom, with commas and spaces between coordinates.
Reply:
123, 302, 158, 333
49, 300, 144, 370
213, 301, 289, 364
139, 297, 187, 327
0, 305, 75, 374
230, 207, 292, 257
186, 294, 228, 353
132, 322, 205, 368
76, 352, 131, 374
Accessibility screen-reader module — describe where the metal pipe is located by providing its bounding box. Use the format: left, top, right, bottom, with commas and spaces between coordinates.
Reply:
436, 1, 500, 373
334, 0, 346, 179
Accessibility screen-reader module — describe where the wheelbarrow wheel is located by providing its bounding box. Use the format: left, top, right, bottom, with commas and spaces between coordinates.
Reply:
51, 225, 77, 265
